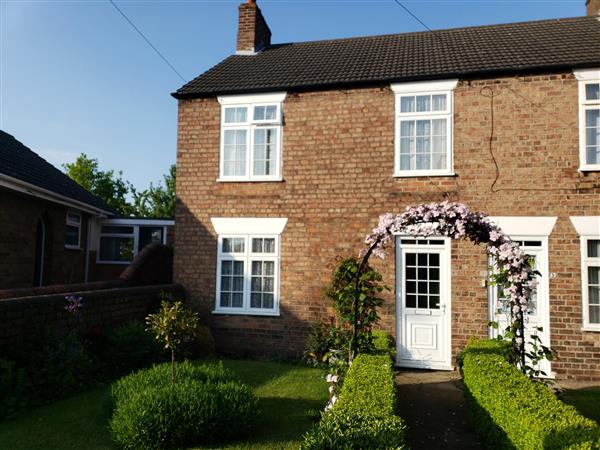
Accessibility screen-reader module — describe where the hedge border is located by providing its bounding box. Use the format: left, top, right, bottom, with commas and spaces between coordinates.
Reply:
461, 339, 600, 450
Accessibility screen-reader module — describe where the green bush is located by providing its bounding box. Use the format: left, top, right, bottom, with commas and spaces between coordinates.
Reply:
182, 325, 216, 359
0, 358, 26, 419
301, 411, 406, 450
104, 321, 164, 375
371, 330, 394, 357
303, 354, 406, 449
461, 339, 600, 450
303, 322, 351, 367
336, 354, 396, 418
110, 361, 258, 449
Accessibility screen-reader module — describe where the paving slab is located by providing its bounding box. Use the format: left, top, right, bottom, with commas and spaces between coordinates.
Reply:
395, 369, 484, 450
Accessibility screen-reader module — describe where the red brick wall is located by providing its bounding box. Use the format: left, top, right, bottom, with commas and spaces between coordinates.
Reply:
0, 188, 89, 289
175, 72, 600, 379
0, 283, 183, 349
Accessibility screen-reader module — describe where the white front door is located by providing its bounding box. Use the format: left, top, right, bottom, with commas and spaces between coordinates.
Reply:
489, 238, 553, 377
396, 238, 452, 370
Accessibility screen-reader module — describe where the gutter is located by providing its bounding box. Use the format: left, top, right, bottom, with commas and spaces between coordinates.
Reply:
0, 174, 113, 217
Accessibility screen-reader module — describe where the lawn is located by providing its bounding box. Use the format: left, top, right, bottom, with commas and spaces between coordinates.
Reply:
562, 388, 600, 425
0, 359, 327, 450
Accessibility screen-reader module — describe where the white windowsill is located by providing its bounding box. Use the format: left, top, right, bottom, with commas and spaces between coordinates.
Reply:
578, 166, 600, 173
96, 260, 131, 265
581, 327, 600, 333
216, 178, 283, 183
394, 171, 456, 178
212, 309, 280, 317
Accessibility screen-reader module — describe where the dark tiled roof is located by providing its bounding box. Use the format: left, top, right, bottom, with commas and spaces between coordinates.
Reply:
0, 130, 114, 214
174, 16, 600, 98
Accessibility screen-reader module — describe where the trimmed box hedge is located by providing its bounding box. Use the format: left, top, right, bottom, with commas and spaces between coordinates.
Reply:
461, 339, 600, 450
302, 350, 406, 449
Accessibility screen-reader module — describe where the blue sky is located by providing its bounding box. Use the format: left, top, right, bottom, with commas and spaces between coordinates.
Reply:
0, 0, 584, 190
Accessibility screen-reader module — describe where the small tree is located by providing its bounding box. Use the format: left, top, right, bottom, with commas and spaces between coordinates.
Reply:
146, 299, 199, 383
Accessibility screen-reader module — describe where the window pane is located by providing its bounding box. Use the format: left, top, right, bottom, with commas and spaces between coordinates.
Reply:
99, 237, 134, 261
400, 154, 411, 170
224, 107, 247, 123
233, 260, 244, 275
589, 285, 599, 305
263, 294, 274, 309
432, 153, 446, 170
586, 147, 599, 165
589, 266, 600, 285
264, 261, 274, 276
253, 128, 278, 176
432, 94, 447, 111
586, 84, 600, 101
138, 226, 163, 253
252, 261, 262, 275
416, 120, 431, 136
67, 212, 81, 223
252, 238, 275, 253
220, 292, 231, 308
400, 96, 415, 113
222, 237, 245, 253
590, 305, 600, 324
588, 240, 600, 258
416, 95, 431, 112
223, 129, 247, 176
416, 153, 430, 170
587, 126, 598, 147
587, 109, 600, 128
65, 225, 79, 246
232, 293, 243, 308
252, 105, 277, 121
400, 121, 414, 137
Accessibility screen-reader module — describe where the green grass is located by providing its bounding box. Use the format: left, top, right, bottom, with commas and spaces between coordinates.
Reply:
0, 359, 327, 450
562, 388, 600, 425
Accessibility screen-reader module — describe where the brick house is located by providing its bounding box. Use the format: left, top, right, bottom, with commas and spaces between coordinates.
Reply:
173, 0, 600, 379
0, 130, 174, 289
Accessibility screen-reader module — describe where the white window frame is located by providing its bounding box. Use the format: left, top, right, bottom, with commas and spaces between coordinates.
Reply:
65, 210, 82, 249
217, 92, 286, 182
574, 69, 600, 172
96, 218, 172, 264
581, 236, 600, 331
570, 216, 600, 331
211, 217, 287, 316
391, 79, 458, 177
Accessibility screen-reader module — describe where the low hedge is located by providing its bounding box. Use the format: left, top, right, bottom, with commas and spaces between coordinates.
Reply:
302, 353, 406, 449
110, 361, 258, 449
461, 339, 600, 450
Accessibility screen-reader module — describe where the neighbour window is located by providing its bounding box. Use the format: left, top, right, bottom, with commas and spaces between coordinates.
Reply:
582, 238, 600, 329
99, 226, 135, 263
216, 235, 279, 314
575, 69, 600, 171
218, 93, 285, 181
392, 80, 457, 177
65, 211, 81, 248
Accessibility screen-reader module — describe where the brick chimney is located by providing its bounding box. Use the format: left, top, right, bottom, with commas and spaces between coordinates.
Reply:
587, 0, 600, 16
236, 0, 271, 55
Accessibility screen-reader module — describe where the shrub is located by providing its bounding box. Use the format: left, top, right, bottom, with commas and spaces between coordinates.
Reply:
303, 354, 406, 449
301, 411, 406, 450
371, 330, 394, 356
336, 354, 396, 417
110, 361, 258, 449
104, 321, 164, 375
0, 358, 26, 419
303, 322, 351, 367
461, 339, 600, 450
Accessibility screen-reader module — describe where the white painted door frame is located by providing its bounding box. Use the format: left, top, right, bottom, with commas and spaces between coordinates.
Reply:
395, 236, 453, 370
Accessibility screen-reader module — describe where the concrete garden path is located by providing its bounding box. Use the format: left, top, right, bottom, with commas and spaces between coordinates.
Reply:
395, 369, 484, 450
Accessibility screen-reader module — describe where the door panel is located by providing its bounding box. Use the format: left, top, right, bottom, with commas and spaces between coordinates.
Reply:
397, 239, 451, 369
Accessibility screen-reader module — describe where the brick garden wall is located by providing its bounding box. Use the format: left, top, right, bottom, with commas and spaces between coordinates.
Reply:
0, 188, 89, 289
0, 283, 183, 350
175, 72, 600, 379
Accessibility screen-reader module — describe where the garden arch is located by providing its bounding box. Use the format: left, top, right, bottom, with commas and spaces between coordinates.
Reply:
352, 201, 540, 373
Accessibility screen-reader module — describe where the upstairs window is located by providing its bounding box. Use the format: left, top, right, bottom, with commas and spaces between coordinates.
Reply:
392, 80, 458, 177
65, 211, 81, 248
218, 93, 286, 181
575, 69, 600, 171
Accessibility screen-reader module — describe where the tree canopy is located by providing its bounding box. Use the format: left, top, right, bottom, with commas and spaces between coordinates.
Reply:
64, 154, 175, 218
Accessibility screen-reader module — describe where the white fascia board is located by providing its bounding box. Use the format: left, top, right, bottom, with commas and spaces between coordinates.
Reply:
0, 174, 110, 217
211, 217, 288, 235
99, 218, 174, 226
570, 216, 600, 236
391, 79, 459, 93
488, 216, 558, 237
573, 68, 600, 81
217, 92, 287, 105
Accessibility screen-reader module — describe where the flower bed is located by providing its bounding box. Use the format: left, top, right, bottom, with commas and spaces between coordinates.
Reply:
302, 351, 406, 449
461, 339, 600, 450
